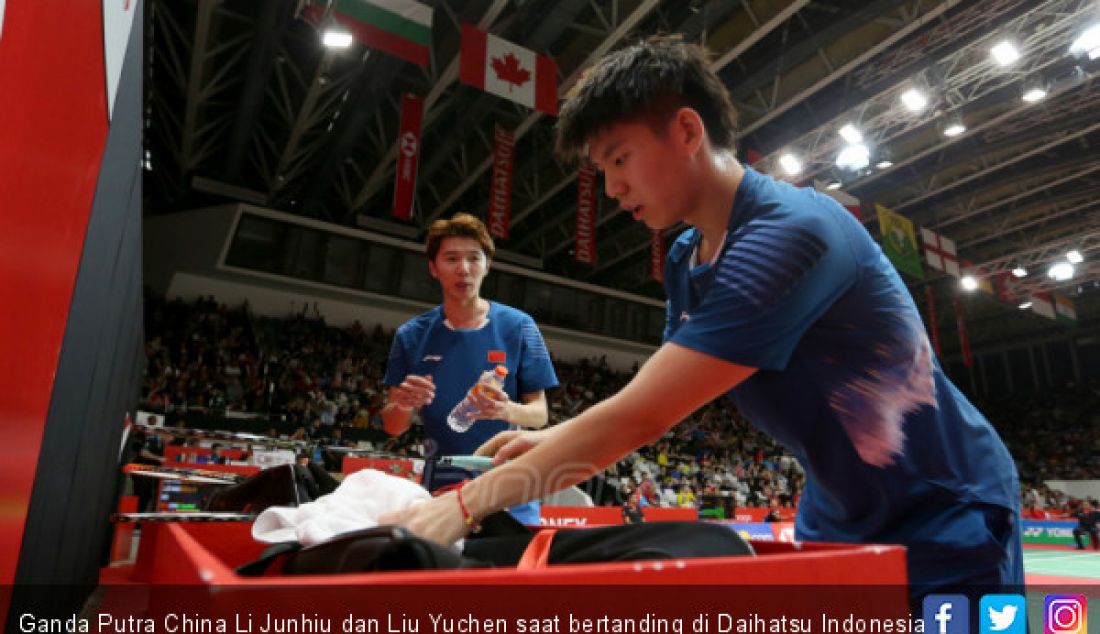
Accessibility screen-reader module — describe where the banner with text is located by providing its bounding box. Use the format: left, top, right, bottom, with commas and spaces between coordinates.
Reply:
392, 93, 423, 221
488, 124, 514, 239
575, 162, 597, 265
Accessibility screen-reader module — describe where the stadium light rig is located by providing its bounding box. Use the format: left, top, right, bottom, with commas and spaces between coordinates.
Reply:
960, 276, 979, 292
323, 30, 354, 48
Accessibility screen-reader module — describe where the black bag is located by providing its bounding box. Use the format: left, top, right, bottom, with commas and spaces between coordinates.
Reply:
237, 525, 488, 576
238, 520, 753, 576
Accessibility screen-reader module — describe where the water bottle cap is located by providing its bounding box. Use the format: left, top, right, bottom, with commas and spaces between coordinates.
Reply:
493, 365, 508, 377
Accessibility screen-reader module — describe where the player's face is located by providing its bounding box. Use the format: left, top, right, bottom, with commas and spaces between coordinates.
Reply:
588, 118, 691, 230
429, 237, 489, 302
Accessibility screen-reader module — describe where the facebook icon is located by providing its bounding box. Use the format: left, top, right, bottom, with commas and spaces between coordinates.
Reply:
924, 595, 971, 634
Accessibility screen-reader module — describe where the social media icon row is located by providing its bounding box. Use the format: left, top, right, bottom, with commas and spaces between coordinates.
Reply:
922, 593, 1087, 634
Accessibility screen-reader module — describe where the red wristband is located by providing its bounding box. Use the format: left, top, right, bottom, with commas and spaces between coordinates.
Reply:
435, 482, 481, 533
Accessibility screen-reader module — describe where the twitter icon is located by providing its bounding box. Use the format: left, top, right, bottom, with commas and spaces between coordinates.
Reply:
980, 594, 1027, 634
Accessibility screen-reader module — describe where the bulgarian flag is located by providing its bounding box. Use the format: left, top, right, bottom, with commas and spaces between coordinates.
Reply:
459, 25, 558, 116
308, 0, 433, 67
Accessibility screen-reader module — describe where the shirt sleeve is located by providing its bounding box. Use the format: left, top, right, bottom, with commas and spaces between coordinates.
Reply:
382, 327, 410, 387
517, 316, 559, 394
669, 209, 858, 371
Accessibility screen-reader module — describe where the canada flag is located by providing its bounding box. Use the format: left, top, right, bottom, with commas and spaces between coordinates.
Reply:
459, 25, 558, 116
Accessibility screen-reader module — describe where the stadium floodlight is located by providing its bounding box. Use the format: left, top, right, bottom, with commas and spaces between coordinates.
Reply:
779, 153, 803, 176
876, 160, 893, 169
1012, 266, 1028, 278
1071, 24, 1100, 60
944, 122, 966, 137
826, 181, 843, 190
323, 30, 354, 48
960, 276, 979, 291
1022, 87, 1047, 103
835, 144, 870, 170
1018, 301, 1033, 310
1048, 262, 1074, 281
838, 124, 863, 144
901, 88, 928, 113
990, 40, 1021, 66
1066, 249, 1083, 264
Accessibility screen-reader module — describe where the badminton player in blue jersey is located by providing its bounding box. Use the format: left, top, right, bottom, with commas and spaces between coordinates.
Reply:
381, 36, 1022, 594
382, 213, 558, 525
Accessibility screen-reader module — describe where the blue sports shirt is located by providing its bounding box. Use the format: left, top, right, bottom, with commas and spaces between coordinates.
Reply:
384, 301, 559, 524
664, 166, 1021, 587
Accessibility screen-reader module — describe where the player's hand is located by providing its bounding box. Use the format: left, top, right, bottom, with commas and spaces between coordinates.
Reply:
474, 428, 550, 465
392, 374, 435, 410
469, 384, 512, 422
377, 492, 468, 547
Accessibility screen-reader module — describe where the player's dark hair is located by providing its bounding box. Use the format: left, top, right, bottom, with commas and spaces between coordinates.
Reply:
425, 213, 496, 261
555, 34, 739, 162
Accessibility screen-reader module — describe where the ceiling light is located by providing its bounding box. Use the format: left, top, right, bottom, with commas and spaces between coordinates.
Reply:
323, 30, 354, 48
944, 123, 966, 137
990, 40, 1021, 66
1048, 262, 1074, 281
1022, 88, 1047, 103
1018, 301, 1032, 310
826, 181, 843, 190
836, 144, 870, 170
900, 88, 928, 112
876, 160, 893, 169
1066, 249, 1083, 264
779, 153, 803, 176
1012, 266, 1027, 278
960, 276, 979, 292
838, 124, 863, 145
1071, 24, 1100, 60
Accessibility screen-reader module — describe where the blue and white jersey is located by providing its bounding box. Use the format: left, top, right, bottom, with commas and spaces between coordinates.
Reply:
384, 301, 559, 525
664, 166, 1020, 586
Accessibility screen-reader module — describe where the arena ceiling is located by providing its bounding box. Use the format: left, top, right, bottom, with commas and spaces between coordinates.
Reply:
144, 0, 1100, 348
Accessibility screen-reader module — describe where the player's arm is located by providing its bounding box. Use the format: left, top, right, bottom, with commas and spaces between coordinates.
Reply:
381, 343, 756, 544
382, 375, 435, 436
506, 390, 550, 429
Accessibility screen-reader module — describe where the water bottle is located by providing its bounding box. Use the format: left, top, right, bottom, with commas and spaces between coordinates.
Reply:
447, 365, 509, 432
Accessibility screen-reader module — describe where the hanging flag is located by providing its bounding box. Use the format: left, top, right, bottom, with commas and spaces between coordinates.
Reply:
459, 25, 558, 116
650, 229, 665, 283
1054, 292, 1077, 323
306, 0, 434, 67
875, 203, 924, 279
744, 148, 764, 167
575, 162, 597, 266
488, 125, 514, 239
993, 271, 1025, 304
924, 286, 941, 357
953, 298, 972, 367
961, 260, 993, 295
920, 227, 960, 277
392, 93, 423, 221
814, 181, 862, 221
1030, 291, 1056, 320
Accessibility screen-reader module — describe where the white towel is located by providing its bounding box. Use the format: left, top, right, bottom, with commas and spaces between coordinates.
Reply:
252, 468, 431, 547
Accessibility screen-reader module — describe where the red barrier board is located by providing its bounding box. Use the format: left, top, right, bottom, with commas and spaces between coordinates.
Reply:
539, 506, 697, 526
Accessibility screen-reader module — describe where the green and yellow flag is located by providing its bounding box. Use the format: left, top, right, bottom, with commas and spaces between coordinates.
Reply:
876, 203, 924, 279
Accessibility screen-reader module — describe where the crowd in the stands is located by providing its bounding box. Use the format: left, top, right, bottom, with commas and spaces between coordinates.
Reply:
139, 295, 1098, 513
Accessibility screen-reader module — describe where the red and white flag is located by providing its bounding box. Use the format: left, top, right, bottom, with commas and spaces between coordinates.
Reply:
575, 162, 597, 266
814, 180, 862, 221
392, 93, 423, 221
1029, 291, 1056, 320
920, 227, 960, 277
488, 125, 514, 239
459, 25, 557, 116
650, 229, 665, 283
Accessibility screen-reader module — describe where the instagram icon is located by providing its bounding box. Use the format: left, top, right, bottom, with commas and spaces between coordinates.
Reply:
1045, 595, 1087, 634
